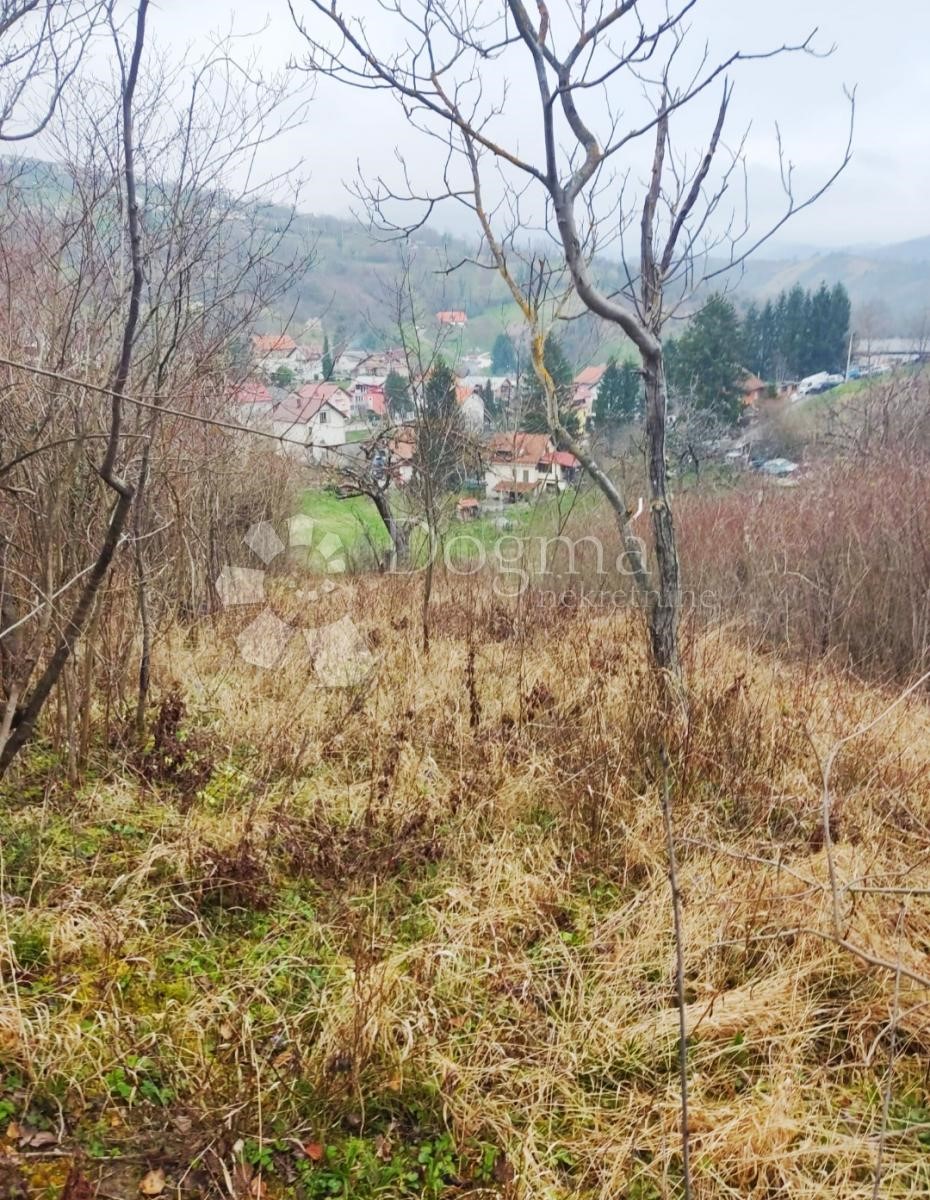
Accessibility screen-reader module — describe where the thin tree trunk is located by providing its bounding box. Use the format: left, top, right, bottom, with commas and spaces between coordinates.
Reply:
0, 0, 150, 778
642, 349, 682, 682
133, 439, 153, 742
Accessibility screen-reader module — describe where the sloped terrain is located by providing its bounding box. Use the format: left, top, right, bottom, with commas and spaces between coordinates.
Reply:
2, 574, 929, 1198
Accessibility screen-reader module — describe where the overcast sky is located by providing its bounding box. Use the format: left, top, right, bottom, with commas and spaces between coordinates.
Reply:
147, 0, 930, 250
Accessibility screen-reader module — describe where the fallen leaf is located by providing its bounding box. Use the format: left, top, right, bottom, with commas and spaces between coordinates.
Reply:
302, 1141, 325, 1163
139, 1167, 166, 1196
173, 1115, 192, 1134
249, 1176, 267, 1199
21, 1128, 58, 1149
5, 1121, 21, 1141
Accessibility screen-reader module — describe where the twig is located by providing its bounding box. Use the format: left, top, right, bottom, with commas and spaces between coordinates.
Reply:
659, 744, 691, 1200
871, 912, 903, 1200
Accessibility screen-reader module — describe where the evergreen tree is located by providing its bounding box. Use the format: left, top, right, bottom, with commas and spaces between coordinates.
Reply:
741, 302, 762, 376
414, 357, 465, 495
759, 299, 778, 380
321, 334, 334, 380
828, 283, 852, 373
479, 379, 499, 424
666, 294, 744, 425
491, 331, 517, 374
781, 285, 808, 379
384, 370, 410, 418
593, 357, 640, 449
773, 291, 790, 380
519, 334, 579, 440
806, 283, 834, 378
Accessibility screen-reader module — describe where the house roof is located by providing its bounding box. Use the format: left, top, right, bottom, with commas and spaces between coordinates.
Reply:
436, 310, 467, 323
273, 395, 344, 425
487, 431, 552, 465
494, 479, 541, 495
252, 334, 298, 355
742, 372, 766, 392
296, 381, 347, 404
575, 364, 607, 387
456, 382, 484, 405
230, 379, 273, 408
457, 497, 480, 509
273, 382, 348, 424
542, 450, 580, 469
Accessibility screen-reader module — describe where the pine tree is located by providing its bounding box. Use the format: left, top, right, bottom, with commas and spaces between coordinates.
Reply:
414, 357, 465, 495
384, 370, 410, 418
666, 294, 744, 425
321, 334, 334, 381
491, 331, 517, 374
593, 358, 640, 450
741, 302, 762, 376
806, 283, 834, 378
828, 283, 852, 373
753, 300, 778, 380
520, 335, 579, 439
781, 285, 808, 379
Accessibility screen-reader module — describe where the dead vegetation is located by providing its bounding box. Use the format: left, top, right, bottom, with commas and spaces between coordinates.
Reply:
2, 570, 930, 1198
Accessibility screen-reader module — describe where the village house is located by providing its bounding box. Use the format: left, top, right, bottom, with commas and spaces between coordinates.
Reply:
291, 345, 324, 382
852, 336, 930, 372
270, 388, 356, 464
385, 427, 416, 486
234, 380, 363, 464
456, 382, 488, 431
484, 431, 580, 502
251, 334, 299, 377
436, 310, 467, 327
572, 364, 607, 421
230, 378, 273, 424
353, 376, 388, 419
741, 372, 767, 408
333, 348, 367, 378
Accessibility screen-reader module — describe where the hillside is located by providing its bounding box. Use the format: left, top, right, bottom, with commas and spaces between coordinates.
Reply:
4, 157, 927, 353
259, 209, 930, 351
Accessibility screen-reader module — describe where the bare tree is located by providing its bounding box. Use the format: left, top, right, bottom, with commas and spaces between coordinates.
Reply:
0, 0, 150, 774
0, 6, 315, 771
0, 0, 104, 140
289, 0, 853, 698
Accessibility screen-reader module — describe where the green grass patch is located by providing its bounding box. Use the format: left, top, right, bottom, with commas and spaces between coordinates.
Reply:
299, 489, 393, 565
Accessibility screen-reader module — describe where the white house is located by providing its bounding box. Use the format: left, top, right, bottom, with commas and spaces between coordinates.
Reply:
251, 334, 300, 378
457, 382, 487, 432
236, 381, 364, 464
484, 432, 580, 501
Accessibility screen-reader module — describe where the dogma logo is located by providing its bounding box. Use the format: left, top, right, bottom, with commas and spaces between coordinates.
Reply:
214, 515, 376, 687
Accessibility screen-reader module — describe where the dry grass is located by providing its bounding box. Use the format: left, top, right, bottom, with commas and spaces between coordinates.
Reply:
2, 571, 930, 1198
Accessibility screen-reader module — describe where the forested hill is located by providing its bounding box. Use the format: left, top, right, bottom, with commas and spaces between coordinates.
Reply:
5, 158, 927, 351
247, 207, 930, 349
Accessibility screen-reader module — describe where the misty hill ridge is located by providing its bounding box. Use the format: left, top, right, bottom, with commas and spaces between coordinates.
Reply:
4, 157, 926, 337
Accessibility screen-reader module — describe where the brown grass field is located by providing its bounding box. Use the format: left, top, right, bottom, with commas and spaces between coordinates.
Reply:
2, 565, 930, 1199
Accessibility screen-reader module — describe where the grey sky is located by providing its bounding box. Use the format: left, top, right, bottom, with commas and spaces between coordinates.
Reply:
150, 0, 930, 249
